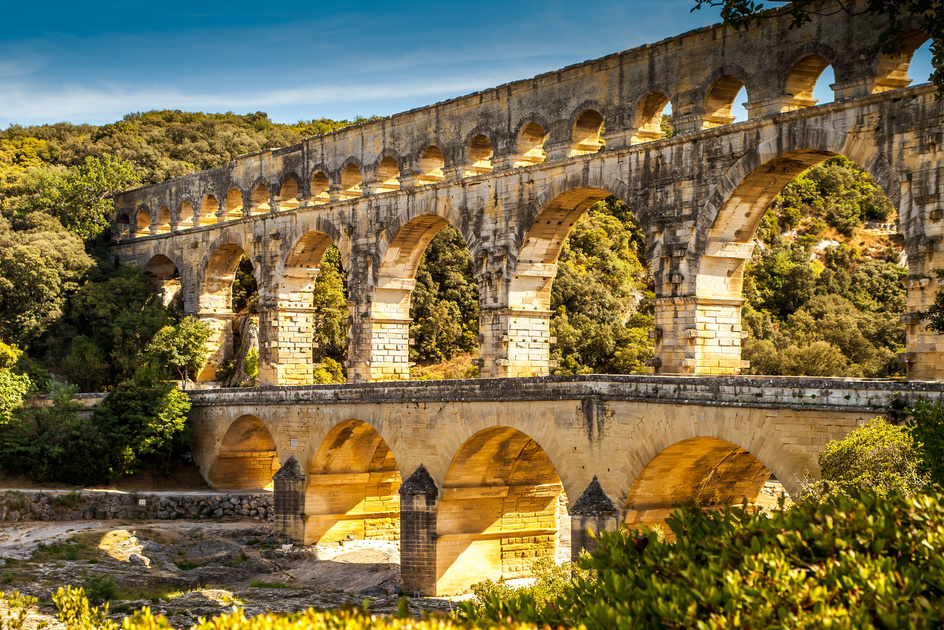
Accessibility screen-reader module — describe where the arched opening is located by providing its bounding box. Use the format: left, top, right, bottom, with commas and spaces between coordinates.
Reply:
199, 241, 257, 380
703, 75, 748, 128
339, 164, 362, 200
416, 146, 445, 186
145, 254, 182, 308
250, 182, 270, 215
465, 134, 493, 176
515, 122, 548, 167
632, 92, 673, 144
156, 205, 172, 234
372, 215, 479, 381
199, 195, 220, 226
907, 37, 935, 85
177, 200, 195, 229
571, 109, 605, 155
510, 190, 653, 377
305, 419, 401, 544
376, 156, 401, 193
706, 150, 905, 378
785, 55, 834, 109
624, 437, 776, 535
221, 188, 243, 221
276, 231, 348, 384
310, 171, 330, 205
115, 213, 131, 239
435, 427, 567, 596
875, 30, 931, 92
135, 209, 151, 237
279, 178, 300, 211
207, 415, 278, 490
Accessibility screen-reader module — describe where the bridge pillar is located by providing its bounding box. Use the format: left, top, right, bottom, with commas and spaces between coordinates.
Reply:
273, 455, 306, 544
398, 465, 439, 597
346, 279, 413, 382
569, 476, 620, 561
902, 276, 944, 379
257, 269, 319, 386
195, 312, 235, 381
652, 297, 746, 375
478, 308, 553, 378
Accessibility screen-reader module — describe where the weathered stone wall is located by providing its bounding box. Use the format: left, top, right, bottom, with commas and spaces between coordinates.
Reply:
0, 490, 274, 522
108, 0, 944, 384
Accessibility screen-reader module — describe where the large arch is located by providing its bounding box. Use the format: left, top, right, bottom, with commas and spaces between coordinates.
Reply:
434, 426, 568, 596
207, 414, 279, 490
144, 253, 182, 308
623, 436, 774, 533
259, 222, 345, 386
304, 419, 402, 544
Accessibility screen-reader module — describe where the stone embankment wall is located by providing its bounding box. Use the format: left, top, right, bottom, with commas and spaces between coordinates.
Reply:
0, 490, 273, 522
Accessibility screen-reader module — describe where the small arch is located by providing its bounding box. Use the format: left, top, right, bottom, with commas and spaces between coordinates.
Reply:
465, 134, 493, 176
221, 188, 243, 221
516, 122, 548, 167
156, 205, 172, 234
250, 182, 270, 215
177, 200, 195, 229
908, 37, 935, 85
631, 92, 672, 144
115, 213, 132, 240
279, 177, 300, 211
785, 55, 833, 108
703, 75, 748, 128
435, 426, 568, 596
135, 208, 151, 237
339, 164, 362, 200
310, 171, 331, 205
207, 415, 279, 490
199, 194, 220, 226
305, 419, 401, 543
416, 146, 445, 186
623, 437, 774, 533
571, 109, 605, 154
376, 156, 401, 193
875, 30, 930, 91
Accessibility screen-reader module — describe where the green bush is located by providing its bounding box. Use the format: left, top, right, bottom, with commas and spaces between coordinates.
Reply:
463, 490, 944, 629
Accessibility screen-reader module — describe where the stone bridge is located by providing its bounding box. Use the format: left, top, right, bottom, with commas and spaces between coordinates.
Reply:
189, 375, 944, 595
110, 0, 944, 384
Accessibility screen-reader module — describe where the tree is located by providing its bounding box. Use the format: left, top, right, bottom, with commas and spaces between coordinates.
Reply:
144, 316, 212, 381
27, 154, 139, 240
691, 0, 944, 95
908, 398, 944, 488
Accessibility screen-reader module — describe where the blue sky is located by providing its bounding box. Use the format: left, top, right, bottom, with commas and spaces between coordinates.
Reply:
0, 1, 934, 128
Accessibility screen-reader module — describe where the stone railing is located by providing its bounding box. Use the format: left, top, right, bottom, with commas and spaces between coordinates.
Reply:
0, 490, 273, 522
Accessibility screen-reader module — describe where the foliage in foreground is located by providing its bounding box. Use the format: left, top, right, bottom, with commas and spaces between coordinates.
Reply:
462, 490, 944, 629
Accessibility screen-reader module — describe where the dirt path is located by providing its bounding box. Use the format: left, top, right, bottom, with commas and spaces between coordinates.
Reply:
0, 519, 453, 629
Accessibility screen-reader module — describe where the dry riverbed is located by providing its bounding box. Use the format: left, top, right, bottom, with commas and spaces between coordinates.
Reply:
0, 520, 455, 629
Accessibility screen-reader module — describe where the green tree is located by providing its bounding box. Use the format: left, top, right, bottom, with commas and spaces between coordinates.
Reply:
312, 245, 348, 373
27, 155, 139, 239
908, 398, 944, 489
144, 316, 212, 381
60, 336, 109, 392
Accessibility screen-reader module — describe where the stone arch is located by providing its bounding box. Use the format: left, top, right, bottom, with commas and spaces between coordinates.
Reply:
145, 253, 183, 309
309, 168, 331, 205
155, 205, 172, 234
463, 126, 497, 176
199, 231, 258, 311
700, 66, 752, 128
434, 425, 568, 596
623, 436, 776, 531
177, 198, 195, 229
221, 188, 244, 221
783, 52, 836, 108
277, 175, 300, 211
874, 29, 930, 91
115, 212, 132, 240
305, 418, 402, 543
569, 102, 607, 155
630, 90, 673, 144
377, 204, 475, 283
338, 161, 363, 200
513, 116, 550, 167
134, 206, 151, 237
207, 414, 280, 490
277, 216, 350, 279
415, 145, 446, 186
199, 194, 220, 226
374, 152, 402, 193
249, 179, 271, 215
510, 172, 634, 311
